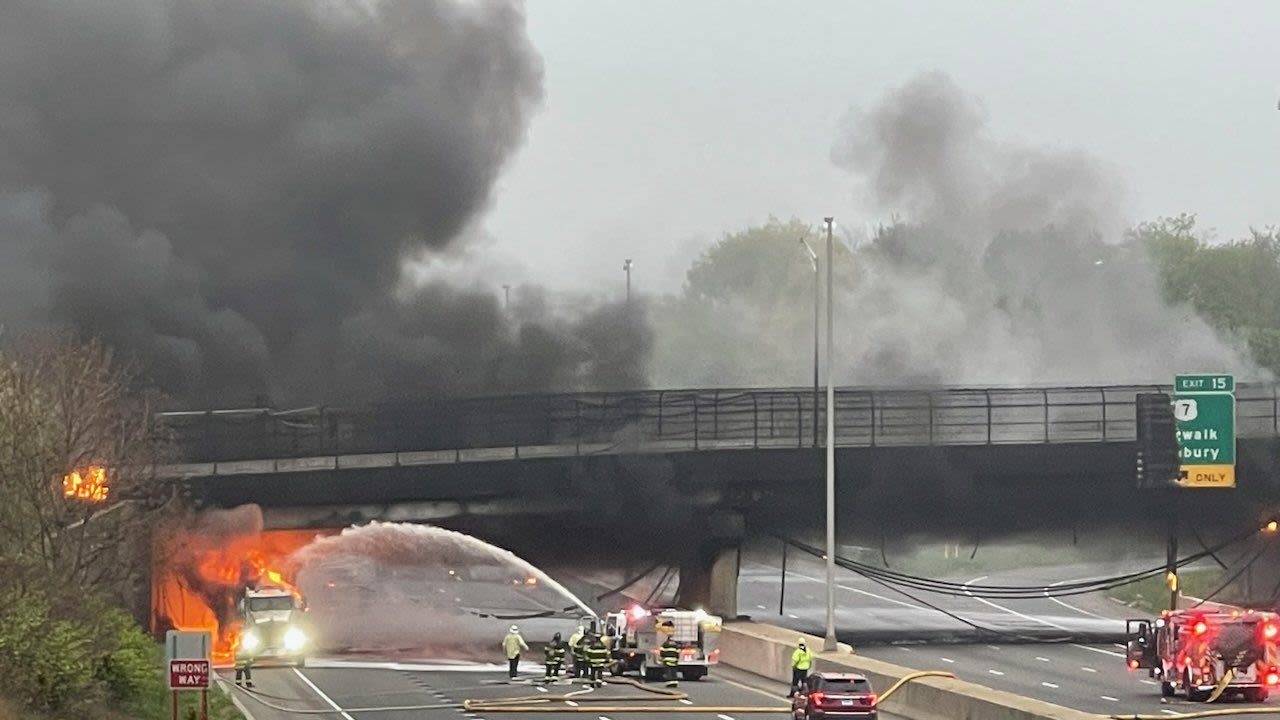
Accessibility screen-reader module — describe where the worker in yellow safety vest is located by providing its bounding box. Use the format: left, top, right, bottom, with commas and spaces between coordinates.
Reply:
788, 638, 812, 697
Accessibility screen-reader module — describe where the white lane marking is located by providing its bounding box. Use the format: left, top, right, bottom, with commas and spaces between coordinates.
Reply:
599, 716, 613, 720
986, 645, 1001, 651
292, 668, 357, 720
1161, 711, 1178, 716
566, 700, 579, 707
940, 658, 956, 664
536, 686, 549, 693
1100, 696, 1119, 702
963, 576, 1072, 632
680, 698, 694, 705
718, 715, 737, 720
988, 669, 1005, 676
1041, 682, 1059, 689
787, 614, 800, 619
756, 605, 767, 610
716, 673, 795, 702
1140, 680, 1158, 686
1046, 578, 1112, 620
1072, 644, 1125, 658
1036, 657, 1051, 662
781, 567, 928, 612
1081, 667, 1097, 673
897, 646, 913, 652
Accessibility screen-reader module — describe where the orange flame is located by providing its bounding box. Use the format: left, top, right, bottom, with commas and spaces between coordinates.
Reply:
63, 466, 109, 502
152, 528, 326, 664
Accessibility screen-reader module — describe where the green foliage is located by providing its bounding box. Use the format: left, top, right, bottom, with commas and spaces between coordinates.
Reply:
95, 608, 162, 704
1131, 215, 1280, 376
0, 592, 92, 711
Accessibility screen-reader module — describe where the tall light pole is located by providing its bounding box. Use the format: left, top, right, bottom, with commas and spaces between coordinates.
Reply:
502, 284, 511, 310
623, 259, 634, 303
800, 238, 819, 448
823, 215, 837, 652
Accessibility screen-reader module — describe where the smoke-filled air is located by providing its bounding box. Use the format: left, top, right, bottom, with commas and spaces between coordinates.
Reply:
650, 72, 1259, 388
0, 0, 648, 406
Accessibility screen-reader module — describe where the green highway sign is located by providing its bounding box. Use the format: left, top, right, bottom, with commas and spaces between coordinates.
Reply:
1174, 374, 1234, 393
1172, 373, 1235, 488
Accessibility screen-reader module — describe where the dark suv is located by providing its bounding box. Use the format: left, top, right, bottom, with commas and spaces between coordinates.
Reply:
792, 672, 878, 719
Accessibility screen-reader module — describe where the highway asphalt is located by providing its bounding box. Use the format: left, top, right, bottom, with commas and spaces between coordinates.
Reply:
739, 546, 1280, 717
218, 660, 881, 720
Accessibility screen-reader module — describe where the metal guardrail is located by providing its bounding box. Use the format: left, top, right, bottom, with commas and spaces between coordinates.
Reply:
159, 384, 1280, 464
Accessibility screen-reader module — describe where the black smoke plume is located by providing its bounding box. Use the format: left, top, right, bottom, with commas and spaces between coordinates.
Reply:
0, 0, 650, 405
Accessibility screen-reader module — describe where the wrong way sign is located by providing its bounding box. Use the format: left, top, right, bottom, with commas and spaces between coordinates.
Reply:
168, 659, 210, 690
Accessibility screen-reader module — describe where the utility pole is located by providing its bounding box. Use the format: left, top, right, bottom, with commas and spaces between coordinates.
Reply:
823, 216, 837, 652
502, 284, 511, 310
623, 259, 634, 303
800, 238, 819, 448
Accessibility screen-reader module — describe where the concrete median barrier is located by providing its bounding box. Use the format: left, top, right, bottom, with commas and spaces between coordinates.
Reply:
719, 622, 1100, 720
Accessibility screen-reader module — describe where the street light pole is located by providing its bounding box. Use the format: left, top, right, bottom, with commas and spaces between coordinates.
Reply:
823, 216, 837, 652
502, 284, 511, 310
623, 259, 634, 303
800, 239, 819, 448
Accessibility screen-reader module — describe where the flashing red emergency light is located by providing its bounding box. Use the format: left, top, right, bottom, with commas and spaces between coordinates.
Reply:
1264, 623, 1278, 640
1127, 658, 1139, 670
630, 605, 648, 620
1192, 620, 1208, 636
1268, 671, 1280, 687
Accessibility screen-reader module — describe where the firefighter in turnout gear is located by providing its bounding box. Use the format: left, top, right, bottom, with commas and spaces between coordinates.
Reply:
585, 634, 610, 688
568, 626, 586, 678
660, 637, 681, 687
543, 632, 567, 682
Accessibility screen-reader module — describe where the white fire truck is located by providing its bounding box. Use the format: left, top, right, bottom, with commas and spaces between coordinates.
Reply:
603, 606, 722, 681
1126, 609, 1280, 702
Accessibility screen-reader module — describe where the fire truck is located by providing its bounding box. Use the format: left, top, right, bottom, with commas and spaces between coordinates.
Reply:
1126, 609, 1280, 702
603, 606, 722, 681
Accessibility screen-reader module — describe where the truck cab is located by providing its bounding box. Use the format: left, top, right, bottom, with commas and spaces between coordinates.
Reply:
236, 586, 310, 667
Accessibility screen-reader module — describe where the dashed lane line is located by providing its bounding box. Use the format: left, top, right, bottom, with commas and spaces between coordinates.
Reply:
940, 658, 956, 664
1081, 667, 1097, 673
988, 670, 1005, 676
1071, 644, 1125, 659
1042, 682, 1059, 689
680, 699, 694, 705
1036, 657, 1051, 662
1100, 696, 1119, 702
718, 715, 737, 720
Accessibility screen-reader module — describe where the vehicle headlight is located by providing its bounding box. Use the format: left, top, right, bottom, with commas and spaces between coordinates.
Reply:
240, 631, 261, 653
284, 626, 307, 651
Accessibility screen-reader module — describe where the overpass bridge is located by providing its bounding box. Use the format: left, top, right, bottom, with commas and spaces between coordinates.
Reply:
160, 383, 1280, 616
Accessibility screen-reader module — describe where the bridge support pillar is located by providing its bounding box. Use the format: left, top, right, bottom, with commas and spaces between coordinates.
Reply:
675, 511, 743, 618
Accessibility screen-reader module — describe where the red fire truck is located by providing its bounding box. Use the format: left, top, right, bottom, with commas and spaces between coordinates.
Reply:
1126, 609, 1280, 702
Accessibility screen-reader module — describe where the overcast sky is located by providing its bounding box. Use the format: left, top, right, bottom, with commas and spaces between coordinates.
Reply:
481, 0, 1278, 297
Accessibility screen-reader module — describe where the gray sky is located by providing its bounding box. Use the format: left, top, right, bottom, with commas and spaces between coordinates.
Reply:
484, 0, 1279, 297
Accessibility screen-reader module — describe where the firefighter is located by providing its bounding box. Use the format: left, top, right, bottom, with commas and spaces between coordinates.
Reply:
568, 626, 587, 678
788, 638, 812, 697
660, 636, 681, 687
585, 634, 610, 688
503, 624, 529, 680
234, 657, 254, 688
544, 632, 567, 682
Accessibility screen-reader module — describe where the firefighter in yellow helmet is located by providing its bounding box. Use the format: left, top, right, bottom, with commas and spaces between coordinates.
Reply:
788, 638, 812, 697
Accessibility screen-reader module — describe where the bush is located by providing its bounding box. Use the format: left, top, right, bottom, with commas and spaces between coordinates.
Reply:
95, 608, 162, 703
0, 592, 93, 711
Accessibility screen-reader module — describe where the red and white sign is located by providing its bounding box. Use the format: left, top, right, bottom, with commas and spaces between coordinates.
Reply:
168, 659, 210, 690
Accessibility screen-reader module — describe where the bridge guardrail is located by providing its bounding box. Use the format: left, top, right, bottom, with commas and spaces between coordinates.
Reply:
158, 383, 1280, 463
